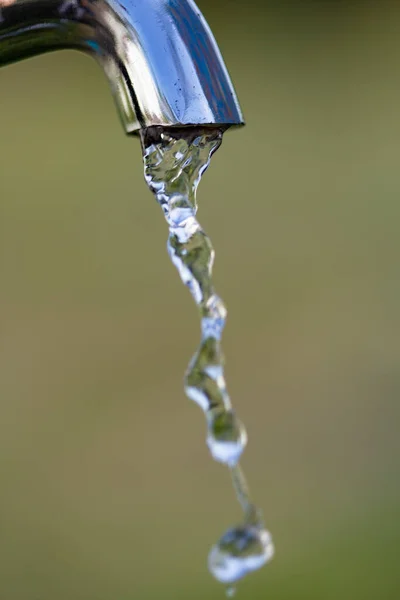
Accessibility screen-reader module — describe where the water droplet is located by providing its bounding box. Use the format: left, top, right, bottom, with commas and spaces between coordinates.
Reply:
226, 585, 236, 597
207, 409, 247, 466
208, 525, 274, 584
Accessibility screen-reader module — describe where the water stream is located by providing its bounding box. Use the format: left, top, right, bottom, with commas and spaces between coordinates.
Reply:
141, 127, 274, 592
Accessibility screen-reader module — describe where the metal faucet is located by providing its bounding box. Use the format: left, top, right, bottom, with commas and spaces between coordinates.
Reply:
0, 0, 243, 134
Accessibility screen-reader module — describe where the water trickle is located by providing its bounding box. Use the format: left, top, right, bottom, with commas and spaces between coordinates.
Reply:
141, 126, 274, 588
226, 585, 236, 598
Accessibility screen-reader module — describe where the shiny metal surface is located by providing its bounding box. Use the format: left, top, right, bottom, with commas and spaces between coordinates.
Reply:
0, 0, 244, 133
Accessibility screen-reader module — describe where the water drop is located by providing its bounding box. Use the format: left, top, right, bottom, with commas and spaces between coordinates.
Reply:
207, 409, 247, 466
208, 525, 274, 584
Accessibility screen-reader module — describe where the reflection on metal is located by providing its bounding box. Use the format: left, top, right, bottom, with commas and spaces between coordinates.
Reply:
0, 0, 244, 134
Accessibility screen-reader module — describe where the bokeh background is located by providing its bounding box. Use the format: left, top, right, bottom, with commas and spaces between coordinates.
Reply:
1, 1, 400, 598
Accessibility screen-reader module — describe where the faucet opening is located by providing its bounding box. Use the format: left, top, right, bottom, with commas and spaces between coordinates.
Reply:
0, 0, 244, 135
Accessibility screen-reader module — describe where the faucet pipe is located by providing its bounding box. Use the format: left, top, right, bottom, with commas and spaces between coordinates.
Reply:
0, 0, 244, 134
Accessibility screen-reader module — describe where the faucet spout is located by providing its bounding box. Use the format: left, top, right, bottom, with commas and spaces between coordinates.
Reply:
0, 0, 244, 134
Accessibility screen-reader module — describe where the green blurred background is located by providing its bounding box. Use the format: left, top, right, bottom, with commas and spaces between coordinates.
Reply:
1, 1, 400, 598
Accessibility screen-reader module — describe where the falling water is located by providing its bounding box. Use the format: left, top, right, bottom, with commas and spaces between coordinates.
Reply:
141, 127, 274, 592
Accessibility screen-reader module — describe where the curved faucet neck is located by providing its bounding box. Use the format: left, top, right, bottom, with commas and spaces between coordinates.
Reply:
0, 0, 244, 135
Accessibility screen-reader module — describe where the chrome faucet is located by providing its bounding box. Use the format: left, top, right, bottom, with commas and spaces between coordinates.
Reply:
0, 0, 243, 134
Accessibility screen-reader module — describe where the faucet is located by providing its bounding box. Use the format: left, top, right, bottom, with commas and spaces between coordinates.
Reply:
0, 0, 243, 135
